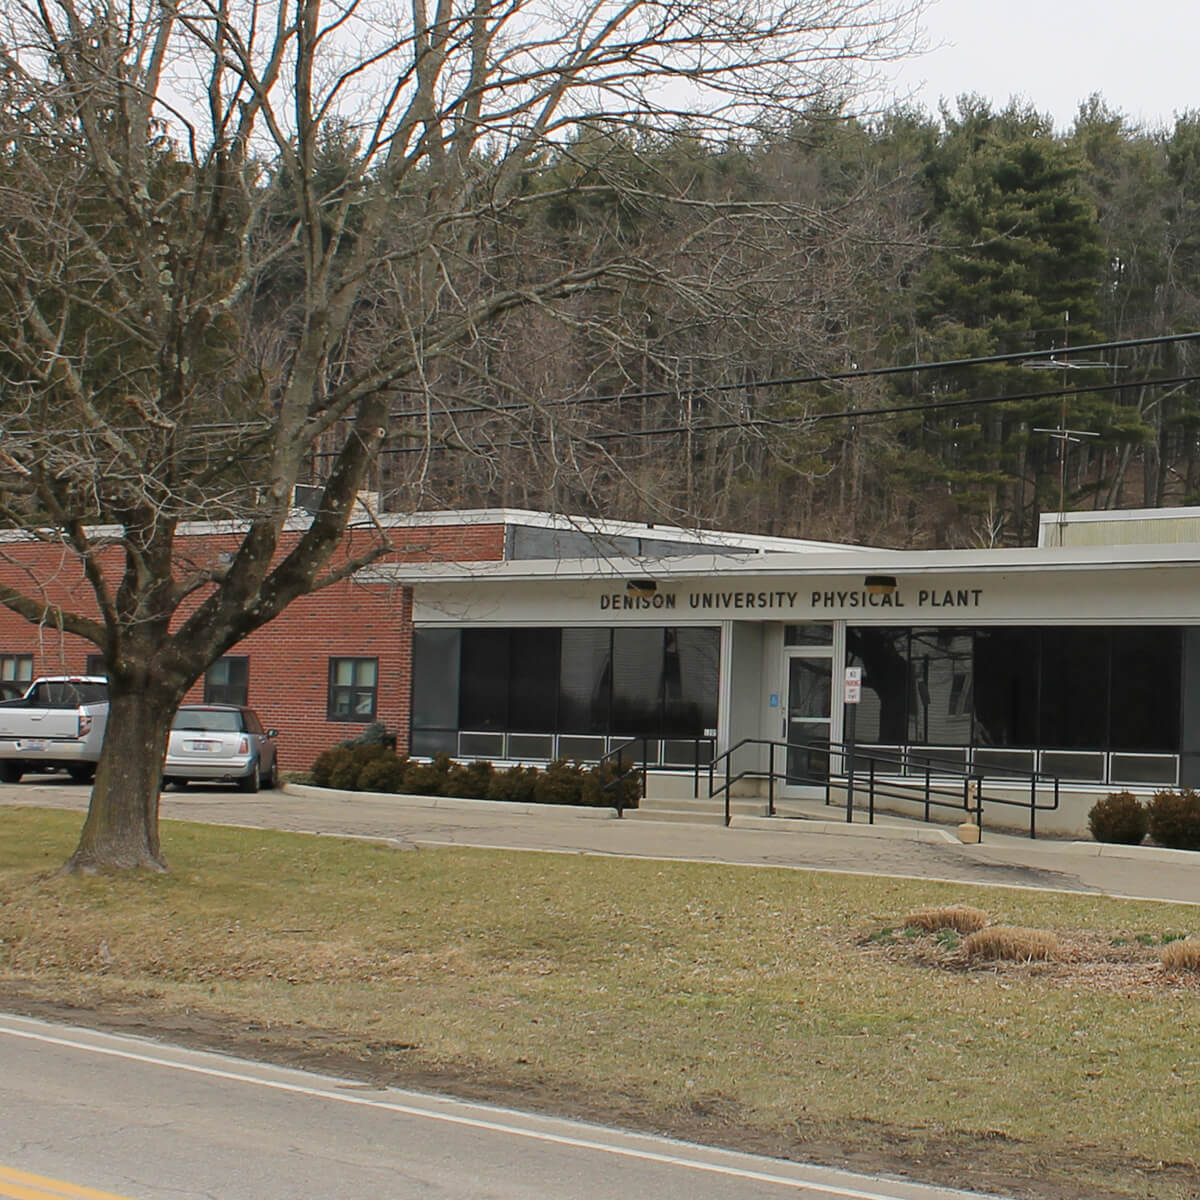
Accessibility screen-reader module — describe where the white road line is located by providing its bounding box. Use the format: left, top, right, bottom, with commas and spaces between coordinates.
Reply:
0, 1018, 991, 1200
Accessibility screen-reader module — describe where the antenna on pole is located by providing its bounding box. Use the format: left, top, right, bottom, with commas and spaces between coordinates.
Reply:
1025, 312, 1123, 541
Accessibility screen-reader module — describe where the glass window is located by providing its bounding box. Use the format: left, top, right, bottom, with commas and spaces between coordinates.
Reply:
611, 629, 665, 734
509, 629, 560, 732
327, 657, 378, 722
846, 628, 909, 743
460, 630, 510, 730
85, 653, 106, 676
1039, 629, 1109, 749
412, 630, 460, 731
1109, 627, 1180, 752
663, 628, 720, 736
972, 628, 1039, 747
559, 629, 612, 734
908, 629, 973, 745
204, 656, 249, 706
785, 624, 833, 647
0, 654, 33, 685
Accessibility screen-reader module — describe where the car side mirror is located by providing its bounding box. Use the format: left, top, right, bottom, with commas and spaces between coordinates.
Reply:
267, 729, 279, 738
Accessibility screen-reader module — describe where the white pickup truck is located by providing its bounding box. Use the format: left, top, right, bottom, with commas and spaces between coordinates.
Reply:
0, 676, 110, 783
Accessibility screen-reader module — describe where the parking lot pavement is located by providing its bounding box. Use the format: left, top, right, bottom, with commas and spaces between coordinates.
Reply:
2, 778, 1197, 906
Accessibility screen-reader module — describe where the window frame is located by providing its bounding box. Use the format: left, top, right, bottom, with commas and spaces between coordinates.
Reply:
0, 654, 33, 686
327, 656, 379, 723
204, 656, 250, 706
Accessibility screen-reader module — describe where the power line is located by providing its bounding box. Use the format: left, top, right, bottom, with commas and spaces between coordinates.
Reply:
323, 370, 1200, 458
384, 330, 1200, 423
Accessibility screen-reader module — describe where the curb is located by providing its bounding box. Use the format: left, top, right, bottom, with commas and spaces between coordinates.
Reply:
731, 815, 959, 843
282, 782, 620, 820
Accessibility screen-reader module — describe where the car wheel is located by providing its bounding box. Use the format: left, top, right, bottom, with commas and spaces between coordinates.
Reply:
262, 756, 277, 789
237, 761, 260, 794
171, 778, 188, 791
67, 766, 95, 784
0, 762, 22, 784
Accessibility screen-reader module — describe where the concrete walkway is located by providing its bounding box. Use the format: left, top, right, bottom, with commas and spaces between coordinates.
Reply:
3, 779, 1197, 906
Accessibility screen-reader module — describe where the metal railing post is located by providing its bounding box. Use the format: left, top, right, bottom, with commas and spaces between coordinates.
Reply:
868, 757, 875, 824
725, 744, 732, 827
768, 742, 776, 817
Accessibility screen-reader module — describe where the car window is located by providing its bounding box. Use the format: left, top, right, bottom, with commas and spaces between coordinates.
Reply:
172, 709, 243, 733
28, 681, 108, 708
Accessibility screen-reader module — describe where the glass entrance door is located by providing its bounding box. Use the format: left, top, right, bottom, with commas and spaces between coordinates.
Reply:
786, 653, 832, 786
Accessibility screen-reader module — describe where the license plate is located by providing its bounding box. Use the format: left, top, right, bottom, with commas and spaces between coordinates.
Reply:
17, 740, 47, 753
187, 740, 221, 752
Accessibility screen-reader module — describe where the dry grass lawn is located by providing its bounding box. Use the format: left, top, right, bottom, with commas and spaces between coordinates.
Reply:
1, 806, 1197, 1200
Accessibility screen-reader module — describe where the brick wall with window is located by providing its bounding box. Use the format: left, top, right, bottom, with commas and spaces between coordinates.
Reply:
0, 521, 506, 769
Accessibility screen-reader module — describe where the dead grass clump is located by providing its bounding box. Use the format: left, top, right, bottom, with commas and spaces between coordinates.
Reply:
1160, 938, 1200, 973
963, 926, 1061, 963
904, 905, 989, 935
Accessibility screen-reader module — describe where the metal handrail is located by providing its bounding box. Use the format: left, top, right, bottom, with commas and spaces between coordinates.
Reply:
707, 737, 1062, 838
597, 735, 716, 816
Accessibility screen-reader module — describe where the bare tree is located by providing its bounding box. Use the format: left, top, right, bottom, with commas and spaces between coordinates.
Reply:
0, 0, 922, 870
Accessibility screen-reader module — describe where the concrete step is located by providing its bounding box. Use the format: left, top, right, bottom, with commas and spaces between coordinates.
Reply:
624, 807, 730, 825
633, 795, 771, 822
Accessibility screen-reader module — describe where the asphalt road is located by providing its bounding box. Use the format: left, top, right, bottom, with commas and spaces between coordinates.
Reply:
0, 1013, 1003, 1200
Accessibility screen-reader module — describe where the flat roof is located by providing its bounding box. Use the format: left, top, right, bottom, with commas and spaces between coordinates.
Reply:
364, 538, 1200, 587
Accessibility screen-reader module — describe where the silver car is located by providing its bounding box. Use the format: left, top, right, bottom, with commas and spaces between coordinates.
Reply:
163, 704, 278, 792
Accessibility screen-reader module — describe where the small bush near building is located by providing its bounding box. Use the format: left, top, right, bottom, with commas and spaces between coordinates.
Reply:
1087, 792, 1149, 845
307, 744, 639, 808
1146, 788, 1200, 851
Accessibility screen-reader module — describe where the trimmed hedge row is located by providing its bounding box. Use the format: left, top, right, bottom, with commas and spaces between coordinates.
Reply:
309, 741, 641, 809
1088, 788, 1200, 850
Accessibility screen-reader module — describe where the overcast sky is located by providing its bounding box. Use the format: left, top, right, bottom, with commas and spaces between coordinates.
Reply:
879, 0, 1200, 131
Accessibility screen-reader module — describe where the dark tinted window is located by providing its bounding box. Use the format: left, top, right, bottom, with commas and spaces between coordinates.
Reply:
973, 628, 1039, 747
509, 628, 559, 731
847, 628, 909, 743
460, 629, 510, 730
559, 629, 612, 734
1109, 627, 1180, 751
412, 630, 460, 731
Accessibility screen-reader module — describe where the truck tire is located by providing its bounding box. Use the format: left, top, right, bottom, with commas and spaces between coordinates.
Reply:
0, 762, 22, 784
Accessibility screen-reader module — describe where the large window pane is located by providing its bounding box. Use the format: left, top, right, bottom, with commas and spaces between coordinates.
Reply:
846, 628, 909, 743
412, 629, 460, 731
509, 628, 560, 732
460, 629, 510, 730
973, 628, 1039, 747
559, 629, 611, 734
1110, 627, 1180, 752
1040, 629, 1108, 749
664, 628, 720, 736
612, 629, 665, 734
907, 630, 973, 745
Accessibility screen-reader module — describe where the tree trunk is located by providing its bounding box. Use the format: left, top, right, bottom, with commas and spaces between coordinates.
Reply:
65, 685, 181, 873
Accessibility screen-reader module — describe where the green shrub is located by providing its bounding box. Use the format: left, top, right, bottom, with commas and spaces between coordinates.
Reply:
357, 753, 411, 794
402, 754, 454, 797
1087, 791, 1148, 845
533, 758, 590, 806
486, 765, 539, 804
582, 760, 642, 810
1147, 788, 1200, 851
311, 741, 388, 789
444, 760, 496, 799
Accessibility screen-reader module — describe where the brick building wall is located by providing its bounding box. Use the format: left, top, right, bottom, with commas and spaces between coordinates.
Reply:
0, 520, 506, 771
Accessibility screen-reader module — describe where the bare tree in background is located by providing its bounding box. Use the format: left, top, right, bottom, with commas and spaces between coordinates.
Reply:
0, 0, 923, 869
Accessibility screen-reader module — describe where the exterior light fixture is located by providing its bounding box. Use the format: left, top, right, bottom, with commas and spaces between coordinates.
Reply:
626, 579, 658, 597
864, 575, 897, 596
